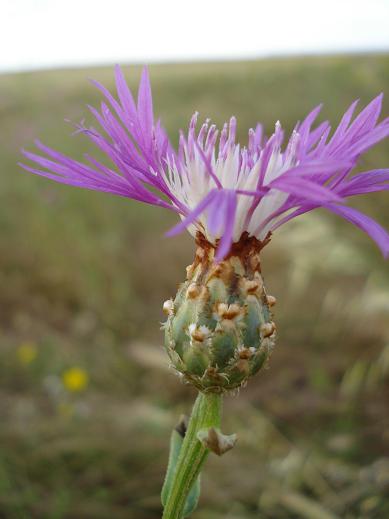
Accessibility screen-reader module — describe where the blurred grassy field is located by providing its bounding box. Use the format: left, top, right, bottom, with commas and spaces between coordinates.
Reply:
0, 54, 389, 519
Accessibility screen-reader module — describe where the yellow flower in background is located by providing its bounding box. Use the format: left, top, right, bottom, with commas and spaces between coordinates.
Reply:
62, 367, 89, 392
17, 342, 38, 365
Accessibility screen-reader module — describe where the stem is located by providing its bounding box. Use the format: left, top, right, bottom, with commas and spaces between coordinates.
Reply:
162, 391, 223, 519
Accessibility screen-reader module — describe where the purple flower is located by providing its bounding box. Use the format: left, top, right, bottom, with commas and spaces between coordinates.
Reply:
20, 66, 389, 260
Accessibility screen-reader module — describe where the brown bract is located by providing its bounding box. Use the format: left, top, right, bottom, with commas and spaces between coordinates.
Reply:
187, 231, 272, 282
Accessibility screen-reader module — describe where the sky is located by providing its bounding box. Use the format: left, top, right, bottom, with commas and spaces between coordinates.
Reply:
1, 0, 389, 73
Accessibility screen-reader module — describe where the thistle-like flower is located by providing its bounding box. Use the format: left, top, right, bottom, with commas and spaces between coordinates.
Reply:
21, 67, 389, 392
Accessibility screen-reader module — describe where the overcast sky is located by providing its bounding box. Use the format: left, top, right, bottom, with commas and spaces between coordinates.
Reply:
1, 0, 389, 73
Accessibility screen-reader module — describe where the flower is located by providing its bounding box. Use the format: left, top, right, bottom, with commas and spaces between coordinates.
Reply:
20, 66, 389, 260
17, 341, 38, 365
62, 367, 89, 392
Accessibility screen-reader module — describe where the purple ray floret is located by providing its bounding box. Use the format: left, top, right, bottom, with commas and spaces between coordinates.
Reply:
20, 67, 389, 260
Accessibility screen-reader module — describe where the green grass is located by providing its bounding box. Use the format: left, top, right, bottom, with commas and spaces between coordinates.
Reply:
0, 53, 389, 518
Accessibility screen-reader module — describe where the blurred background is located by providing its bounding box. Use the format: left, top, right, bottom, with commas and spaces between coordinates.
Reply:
1, 1, 389, 518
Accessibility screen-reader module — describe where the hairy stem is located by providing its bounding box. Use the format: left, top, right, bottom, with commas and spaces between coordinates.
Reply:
162, 392, 222, 519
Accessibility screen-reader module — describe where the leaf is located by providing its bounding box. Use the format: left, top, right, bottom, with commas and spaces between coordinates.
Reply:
197, 427, 237, 456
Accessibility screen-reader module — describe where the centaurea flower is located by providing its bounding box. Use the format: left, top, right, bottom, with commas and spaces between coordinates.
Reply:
20, 67, 389, 519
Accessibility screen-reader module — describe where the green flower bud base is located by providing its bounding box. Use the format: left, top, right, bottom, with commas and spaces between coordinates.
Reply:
164, 232, 276, 393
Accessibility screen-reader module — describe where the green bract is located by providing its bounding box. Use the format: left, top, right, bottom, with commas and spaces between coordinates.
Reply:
163, 233, 276, 393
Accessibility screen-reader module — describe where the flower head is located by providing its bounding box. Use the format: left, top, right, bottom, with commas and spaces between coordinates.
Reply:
17, 341, 38, 365
21, 67, 389, 260
62, 367, 89, 392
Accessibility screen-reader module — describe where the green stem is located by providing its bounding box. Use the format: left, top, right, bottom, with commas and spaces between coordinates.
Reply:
162, 391, 223, 519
